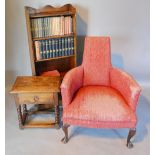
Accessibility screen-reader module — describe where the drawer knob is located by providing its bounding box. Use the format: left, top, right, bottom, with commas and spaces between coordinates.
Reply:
34, 96, 39, 102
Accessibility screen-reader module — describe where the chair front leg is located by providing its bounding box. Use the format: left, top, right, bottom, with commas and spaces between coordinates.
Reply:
61, 124, 70, 144
126, 128, 136, 148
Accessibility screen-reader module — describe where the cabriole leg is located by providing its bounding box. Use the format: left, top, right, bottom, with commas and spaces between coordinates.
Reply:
127, 128, 136, 148
61, 124, 70, 144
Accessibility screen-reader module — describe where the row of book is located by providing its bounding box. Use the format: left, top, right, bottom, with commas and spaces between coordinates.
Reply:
31, 16, 72, 38
34, 37, 74, 60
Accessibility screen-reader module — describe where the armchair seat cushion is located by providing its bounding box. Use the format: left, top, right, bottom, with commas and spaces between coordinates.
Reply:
63, 86, 137, 128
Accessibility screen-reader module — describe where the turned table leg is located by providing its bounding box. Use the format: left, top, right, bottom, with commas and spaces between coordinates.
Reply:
22, 104, 27, 125
54, 93, 60, 129
55, 105, 59, 129
16, 105, 24, 129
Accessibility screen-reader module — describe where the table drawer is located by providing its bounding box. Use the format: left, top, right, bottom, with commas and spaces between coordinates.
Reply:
18, 93, 54, 104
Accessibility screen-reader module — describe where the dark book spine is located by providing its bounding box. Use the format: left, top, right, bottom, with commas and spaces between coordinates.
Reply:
61, 38, 65, 56
40, 41, 43, 59
58, 38, 62, 57
55, 39, 59, 57
52, 39, 56, 58
45, 40, 50, 58
71, 37, 74, 55
42, 40, 46, 59
64, 38, 68, 56
49, 39, 53, 58
68, 37, 71, 55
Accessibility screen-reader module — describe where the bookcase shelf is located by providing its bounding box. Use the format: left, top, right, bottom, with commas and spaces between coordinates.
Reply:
35, 54, 75, 62
25, 4, 77, 77
32, 33, 74, 41
30, 11, 74, 18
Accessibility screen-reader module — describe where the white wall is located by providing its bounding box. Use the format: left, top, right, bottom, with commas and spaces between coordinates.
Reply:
6, 0, 150, 87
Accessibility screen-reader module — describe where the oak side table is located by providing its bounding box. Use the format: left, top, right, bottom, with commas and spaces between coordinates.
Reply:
10, 76, 60, 129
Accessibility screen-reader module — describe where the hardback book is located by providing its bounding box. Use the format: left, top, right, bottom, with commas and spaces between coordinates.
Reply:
71, 37, 74, 55
34, 41, 41, 60
52, 39, 56, 57
62, 38, 65, 56
49, 39, 53, 58
55, 39, 59, 57
64, 38, 68, 56
58, 38, 62, 56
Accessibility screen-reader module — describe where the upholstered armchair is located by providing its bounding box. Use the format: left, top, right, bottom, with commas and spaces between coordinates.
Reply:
61, 37, 141, 148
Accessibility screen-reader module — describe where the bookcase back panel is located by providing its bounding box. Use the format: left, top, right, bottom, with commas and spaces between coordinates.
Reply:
35, 57, 75, 75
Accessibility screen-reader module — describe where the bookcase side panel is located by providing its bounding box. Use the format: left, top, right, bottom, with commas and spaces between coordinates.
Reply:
25, 7, 36, 75
72, 14, 77, 67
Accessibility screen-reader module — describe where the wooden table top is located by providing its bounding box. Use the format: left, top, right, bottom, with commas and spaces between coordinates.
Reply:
10, 76, 60, 93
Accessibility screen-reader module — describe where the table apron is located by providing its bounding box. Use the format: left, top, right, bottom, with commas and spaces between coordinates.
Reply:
15, 92, 56, 105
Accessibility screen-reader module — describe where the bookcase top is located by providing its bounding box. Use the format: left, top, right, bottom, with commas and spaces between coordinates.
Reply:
25, 4, 76, 18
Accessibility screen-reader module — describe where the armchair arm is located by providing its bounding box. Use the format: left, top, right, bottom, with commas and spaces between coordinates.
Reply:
61, 66, 84, 108
110, 67, 141, 111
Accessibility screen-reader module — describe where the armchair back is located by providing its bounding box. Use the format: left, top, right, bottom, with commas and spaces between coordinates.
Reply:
82, 37, 112, 86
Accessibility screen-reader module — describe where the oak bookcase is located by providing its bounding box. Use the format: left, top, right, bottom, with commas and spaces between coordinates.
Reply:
25, 4, 77, 78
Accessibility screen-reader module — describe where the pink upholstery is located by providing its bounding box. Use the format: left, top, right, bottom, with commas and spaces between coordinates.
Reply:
63, 86, 136, 128
61, 36, 141, 129
82, 37, 111, 86
110, 67, 141, 111
61, 66, 84, 108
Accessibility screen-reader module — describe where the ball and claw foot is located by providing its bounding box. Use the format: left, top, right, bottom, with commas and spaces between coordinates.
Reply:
61, 124, 70, 144
126, 141, 134, 148
126, 128, 136, 149
61, 137, 68, 144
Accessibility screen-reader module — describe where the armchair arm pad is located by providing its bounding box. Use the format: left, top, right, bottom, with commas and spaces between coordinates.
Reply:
61, 66, 84, 108
110, 67, 141, 111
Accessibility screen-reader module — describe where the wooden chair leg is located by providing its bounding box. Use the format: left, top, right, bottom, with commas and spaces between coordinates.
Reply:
61, 124, 70, 144
126, 128, 136, 148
